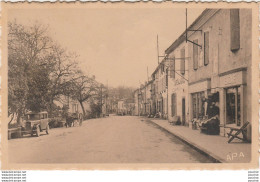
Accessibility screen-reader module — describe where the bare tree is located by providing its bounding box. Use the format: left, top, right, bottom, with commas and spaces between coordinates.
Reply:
69, 74, 99, 118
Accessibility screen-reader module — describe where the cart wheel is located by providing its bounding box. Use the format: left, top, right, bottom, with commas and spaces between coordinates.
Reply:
36, 126, 40, 137
46, 125, 49, 135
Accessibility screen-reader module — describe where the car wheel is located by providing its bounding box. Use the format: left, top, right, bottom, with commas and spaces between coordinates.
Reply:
46, 125, 49, 135
36, 126, 40, 137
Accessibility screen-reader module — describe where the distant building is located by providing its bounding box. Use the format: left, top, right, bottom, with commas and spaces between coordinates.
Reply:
151, 58, 170, 119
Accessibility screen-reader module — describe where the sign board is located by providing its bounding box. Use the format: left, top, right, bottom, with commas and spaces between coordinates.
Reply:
219, 71, 246, 88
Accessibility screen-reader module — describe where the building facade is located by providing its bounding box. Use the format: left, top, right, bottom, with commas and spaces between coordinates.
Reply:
187, 9, 252, 139
134, 8, 252, 141
151, 59, 170, 119
165, 35, 189, 125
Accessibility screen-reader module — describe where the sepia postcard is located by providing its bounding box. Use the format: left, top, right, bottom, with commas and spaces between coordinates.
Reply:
0, 2, 259, 170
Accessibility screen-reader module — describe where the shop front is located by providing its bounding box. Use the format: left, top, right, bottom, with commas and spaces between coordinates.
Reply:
188, 79, 211, 128
217, 69, 248, 138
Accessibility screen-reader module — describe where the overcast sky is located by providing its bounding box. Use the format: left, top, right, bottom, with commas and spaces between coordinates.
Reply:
9, 7, 204, 88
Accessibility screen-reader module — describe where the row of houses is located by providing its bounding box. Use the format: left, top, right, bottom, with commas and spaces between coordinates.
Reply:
134, 9, 252, 140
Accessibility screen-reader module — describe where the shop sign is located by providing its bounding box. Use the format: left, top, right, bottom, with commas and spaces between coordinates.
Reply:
189, 80, 210, 93
220, 71, 244, 87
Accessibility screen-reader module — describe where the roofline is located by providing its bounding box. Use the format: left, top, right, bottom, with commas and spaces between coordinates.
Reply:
151, 57, 167, 76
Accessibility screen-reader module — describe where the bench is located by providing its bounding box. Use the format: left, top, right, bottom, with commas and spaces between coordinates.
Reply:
227, 121, 249, 143
8, 127, 22, 140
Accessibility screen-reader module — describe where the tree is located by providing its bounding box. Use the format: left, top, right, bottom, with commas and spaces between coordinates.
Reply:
8, 21, 53, 124
68, 74, 99, 118
8, 20, 80, 123
47, 45, 79, 117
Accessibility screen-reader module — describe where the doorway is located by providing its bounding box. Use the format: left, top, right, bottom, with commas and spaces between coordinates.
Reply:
182, 98, 186, 124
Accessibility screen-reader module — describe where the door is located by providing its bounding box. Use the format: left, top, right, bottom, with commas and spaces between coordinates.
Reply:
182, 98, 186, 124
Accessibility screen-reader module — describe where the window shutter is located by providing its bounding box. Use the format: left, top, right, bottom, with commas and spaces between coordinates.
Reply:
193, 39, 198, 70
204, 32, 209, 65
230, 9, 240, 51
180, 48, 185, 75
170, 57, 175, 78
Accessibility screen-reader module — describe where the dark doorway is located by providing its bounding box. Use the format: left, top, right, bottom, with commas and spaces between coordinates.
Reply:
182, 98, 186, 124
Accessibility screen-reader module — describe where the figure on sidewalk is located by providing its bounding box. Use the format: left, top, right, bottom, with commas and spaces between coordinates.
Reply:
199, 93, 220, 135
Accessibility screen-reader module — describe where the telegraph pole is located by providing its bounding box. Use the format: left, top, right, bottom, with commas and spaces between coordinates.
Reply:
157, 35, 160, 65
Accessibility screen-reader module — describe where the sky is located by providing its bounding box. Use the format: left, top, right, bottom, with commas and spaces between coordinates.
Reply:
8, 7, 204, 88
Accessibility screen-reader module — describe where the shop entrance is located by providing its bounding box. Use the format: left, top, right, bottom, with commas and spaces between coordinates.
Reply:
226, 86, 241, 126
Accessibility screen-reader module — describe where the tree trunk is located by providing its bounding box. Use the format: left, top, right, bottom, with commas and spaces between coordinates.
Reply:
17, 110, 23, 126
79, 101, 86, 118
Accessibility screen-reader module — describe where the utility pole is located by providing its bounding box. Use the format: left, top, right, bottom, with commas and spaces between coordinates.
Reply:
157, 35, 160, 65
186, 8, 187, 43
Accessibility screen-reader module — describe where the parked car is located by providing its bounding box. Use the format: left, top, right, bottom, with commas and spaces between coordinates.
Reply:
22, 111, 50, 137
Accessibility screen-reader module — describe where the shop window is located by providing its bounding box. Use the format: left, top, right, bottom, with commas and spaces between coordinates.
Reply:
192, 94, 197, 119
204, 31, 209, 65
171, 93, 176, 117
192, 92, 205, 119
226, 86, 241, 126
230, 9, 240, 51
193, 39, 199, 70
180, 48, 185, 75
170, 57, 175, 78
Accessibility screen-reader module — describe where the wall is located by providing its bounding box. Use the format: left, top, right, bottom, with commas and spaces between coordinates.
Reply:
167, 41, 189, 124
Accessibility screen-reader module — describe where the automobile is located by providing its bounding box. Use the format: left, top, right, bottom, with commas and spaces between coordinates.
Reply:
22, 111, 50, 137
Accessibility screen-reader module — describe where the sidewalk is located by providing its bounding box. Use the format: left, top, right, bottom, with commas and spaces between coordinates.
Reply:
146, 118, 251, 163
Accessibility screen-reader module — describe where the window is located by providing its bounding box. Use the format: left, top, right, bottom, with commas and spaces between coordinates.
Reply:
170, 57, 175, 78
230, 9, 240, 51
193, 39, 199, 70
180, 48, 185, 75
226, 86, 241, 126
171, 93, 176, 117
204, 31, 209, 65
192, 92, 205, 119
161, 64, 165, 73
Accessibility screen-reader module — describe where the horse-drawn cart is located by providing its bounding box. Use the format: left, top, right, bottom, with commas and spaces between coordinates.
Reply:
65, 113, 83, 127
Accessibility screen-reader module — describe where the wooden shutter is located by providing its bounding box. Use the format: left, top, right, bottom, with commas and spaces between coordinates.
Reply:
230, 9, 240, 51
193, 39, 198, 70
204, 32, 209, 65
170, 57, 175, 78
180, 48, 185, 75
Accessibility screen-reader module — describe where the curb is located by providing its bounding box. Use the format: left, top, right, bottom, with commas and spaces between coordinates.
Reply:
146, 119, 224, 163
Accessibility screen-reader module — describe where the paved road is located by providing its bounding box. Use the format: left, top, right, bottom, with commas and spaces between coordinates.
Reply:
8, 115, 214, 163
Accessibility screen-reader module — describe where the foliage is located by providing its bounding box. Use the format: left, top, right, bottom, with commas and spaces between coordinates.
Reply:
8, 21, 79, 122
8, 20, 105, 124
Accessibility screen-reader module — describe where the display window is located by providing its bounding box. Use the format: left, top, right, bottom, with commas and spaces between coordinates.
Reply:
192, 92, 205, 119
226, 86, 241, 126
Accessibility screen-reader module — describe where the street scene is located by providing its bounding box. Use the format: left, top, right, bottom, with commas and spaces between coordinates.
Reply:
6, 6, 252, 165
9, 115, 213, 163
